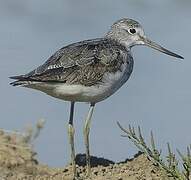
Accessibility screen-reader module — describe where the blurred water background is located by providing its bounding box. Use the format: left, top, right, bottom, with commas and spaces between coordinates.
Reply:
0, 0, 191, 167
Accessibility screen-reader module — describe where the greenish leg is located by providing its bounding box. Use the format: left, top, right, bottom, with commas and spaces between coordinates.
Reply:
68, 101, 77, 178
83, 103, 95, 177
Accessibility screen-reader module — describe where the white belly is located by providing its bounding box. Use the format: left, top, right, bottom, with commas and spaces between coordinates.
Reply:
25, 62, 131, 103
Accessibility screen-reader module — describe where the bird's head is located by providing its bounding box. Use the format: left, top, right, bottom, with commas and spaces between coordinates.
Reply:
106, 18, 183, 59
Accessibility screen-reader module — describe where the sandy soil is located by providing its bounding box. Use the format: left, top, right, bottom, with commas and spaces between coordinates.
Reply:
0, 129, 172, 180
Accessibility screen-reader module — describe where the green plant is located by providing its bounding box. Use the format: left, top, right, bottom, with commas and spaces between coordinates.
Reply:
117, 122, 191, 180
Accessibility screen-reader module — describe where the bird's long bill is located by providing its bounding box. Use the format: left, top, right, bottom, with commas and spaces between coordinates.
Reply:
143, 37, 184, 59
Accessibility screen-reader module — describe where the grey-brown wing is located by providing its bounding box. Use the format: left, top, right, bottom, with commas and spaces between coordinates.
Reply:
22, 38, 127, 86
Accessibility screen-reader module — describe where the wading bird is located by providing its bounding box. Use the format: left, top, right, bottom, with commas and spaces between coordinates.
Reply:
10, 18, 183, 178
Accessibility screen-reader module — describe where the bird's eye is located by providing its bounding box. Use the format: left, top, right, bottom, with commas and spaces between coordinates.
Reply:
129, 28, 136, 34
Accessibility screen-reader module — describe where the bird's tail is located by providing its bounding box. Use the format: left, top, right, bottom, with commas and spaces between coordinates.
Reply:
9, 75, 31, 86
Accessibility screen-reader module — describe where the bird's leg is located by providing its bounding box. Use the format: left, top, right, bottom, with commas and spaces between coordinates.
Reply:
68, 101, 77, 178
83, 103, 95, 176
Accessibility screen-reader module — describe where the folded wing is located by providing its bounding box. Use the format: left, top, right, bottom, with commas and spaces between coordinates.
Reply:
10, 38, 127, 86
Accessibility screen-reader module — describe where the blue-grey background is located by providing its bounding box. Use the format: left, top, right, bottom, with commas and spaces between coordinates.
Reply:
0, 0, 190, 167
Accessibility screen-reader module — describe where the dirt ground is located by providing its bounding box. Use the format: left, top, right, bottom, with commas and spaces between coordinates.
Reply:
0, 129, 172, 180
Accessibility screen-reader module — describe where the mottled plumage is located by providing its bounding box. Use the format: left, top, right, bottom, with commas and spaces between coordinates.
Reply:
10, 38, 133, 102
11, 38, 132, 85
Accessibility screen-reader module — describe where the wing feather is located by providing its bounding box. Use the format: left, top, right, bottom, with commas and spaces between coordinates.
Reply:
14, 38, 129, 86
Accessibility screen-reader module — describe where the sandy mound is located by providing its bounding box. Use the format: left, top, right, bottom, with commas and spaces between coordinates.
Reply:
0, 129, 171, 180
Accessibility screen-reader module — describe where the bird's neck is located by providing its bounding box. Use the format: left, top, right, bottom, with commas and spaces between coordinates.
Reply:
105, 31, 131, 51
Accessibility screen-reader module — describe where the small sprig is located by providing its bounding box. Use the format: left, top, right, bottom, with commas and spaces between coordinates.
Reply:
177, 146, 191, 180
23, 119, 46, 144
117, 121, 191, 180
